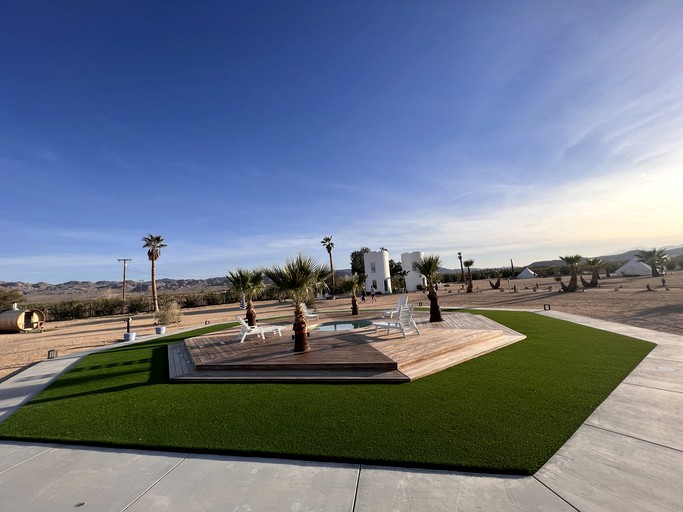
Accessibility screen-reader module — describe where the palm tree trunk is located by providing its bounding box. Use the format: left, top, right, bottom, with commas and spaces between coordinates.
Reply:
293, 303, 310, 352
151, 259, 159, 312
427, 285, 443, 322
328, 251, 335, 287
568, 267, 578, 292
246, 299, 257, 326
351, 294, 358, 315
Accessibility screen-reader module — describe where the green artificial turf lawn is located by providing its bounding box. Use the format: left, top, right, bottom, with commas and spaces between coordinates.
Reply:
0, 312, 654, 475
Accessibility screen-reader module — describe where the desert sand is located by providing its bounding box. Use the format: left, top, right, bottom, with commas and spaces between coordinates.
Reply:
1, 272, 681, 381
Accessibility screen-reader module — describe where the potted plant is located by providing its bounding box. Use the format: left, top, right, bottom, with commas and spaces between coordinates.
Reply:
155, 301, 181, 334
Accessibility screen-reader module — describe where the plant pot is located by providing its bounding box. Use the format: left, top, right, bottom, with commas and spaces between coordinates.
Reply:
155, 326, 166, 335
123, 332, 136, 342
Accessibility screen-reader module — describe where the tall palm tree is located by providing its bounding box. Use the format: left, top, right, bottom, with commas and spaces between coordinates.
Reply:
264, 254, 330, 352
227, 268, 265, 326
142, 234, 167, 312
635, 248, 668, 277
339, 273, 363, 315
413, 254, 443, 322
559, 254, 582, 292
463, 258, 475, 293
321, 236, 335, 288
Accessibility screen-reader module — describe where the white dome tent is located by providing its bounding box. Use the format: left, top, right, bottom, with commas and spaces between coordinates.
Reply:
517, 267, 538, 279
615, 258, 652, 277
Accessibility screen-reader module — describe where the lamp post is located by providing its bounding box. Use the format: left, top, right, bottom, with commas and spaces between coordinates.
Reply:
458, 252, 465, 283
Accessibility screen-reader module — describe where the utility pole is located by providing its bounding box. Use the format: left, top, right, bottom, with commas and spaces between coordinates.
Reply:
117, 258, 132, 310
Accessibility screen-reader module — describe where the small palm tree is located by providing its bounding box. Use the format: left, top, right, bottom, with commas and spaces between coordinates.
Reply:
583, 257, 603, 287
264, 254, 330, 352
559, 254, 582, 292
321, 236, 335, 288
142, 234, 167, 312
227, 268, 265, 326
339, 273, 363, 315
463, 258, 475, 293
413, 254, 443, 322
635, 248, 668, 277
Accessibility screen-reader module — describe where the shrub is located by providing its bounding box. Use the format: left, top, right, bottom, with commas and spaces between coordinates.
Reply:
204, 291, 224, 306
155, 301, 181, 325
90, 298, 124, 317
0, 289, 24, 311
182, 293, 202, 308
127, 295, 150, 314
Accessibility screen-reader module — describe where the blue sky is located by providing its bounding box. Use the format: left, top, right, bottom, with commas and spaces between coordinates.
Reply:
1, 0, 682, 284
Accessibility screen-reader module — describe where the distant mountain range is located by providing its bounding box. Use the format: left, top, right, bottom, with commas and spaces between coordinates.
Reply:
524, 245, 683, 268
2, 245, 681, 298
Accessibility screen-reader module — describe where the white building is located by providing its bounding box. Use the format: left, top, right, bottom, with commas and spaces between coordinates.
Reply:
401, 251, 427, 292
364, 249, 392, 294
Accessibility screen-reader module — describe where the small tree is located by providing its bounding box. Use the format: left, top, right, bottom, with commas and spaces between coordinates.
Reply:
350, 247, 370, 275
463, 259, 475, 293
0, 289, 24, 311
413, 254, 443, 322
559, 255, 582, 292
264, 254, 330, 352
227, 268, 266, 326
635, 248, 668, 277
339, 273, 363, 315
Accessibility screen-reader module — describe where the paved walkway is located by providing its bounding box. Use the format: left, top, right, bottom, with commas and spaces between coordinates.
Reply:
0, 311, 681, 511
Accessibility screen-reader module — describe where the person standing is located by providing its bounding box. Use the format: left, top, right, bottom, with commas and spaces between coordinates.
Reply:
370, 285, 377, 302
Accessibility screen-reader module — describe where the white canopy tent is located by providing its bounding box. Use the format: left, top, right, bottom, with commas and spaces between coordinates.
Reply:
615, 258, 652, 276
517, 267, 538, 279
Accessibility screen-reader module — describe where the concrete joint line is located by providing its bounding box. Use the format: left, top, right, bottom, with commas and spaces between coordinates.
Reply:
584, 423, 683, 454
531, 474, 580, 512
0, 445, 53, 475
350, 464, 362, 512
119, 453, 192, 512
623, 381, 683, 396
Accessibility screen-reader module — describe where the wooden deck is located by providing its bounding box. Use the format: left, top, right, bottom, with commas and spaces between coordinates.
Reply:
168, 312, 525, 383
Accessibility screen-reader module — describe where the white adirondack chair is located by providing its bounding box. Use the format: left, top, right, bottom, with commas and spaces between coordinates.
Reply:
373, 304, 420, 337
236, 316, 283, 343
382, 294, 409, 318
301, 303, 319, 320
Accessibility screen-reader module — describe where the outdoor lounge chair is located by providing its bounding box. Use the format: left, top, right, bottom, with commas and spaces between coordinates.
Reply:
373, 304, 420, 337
236, 316, 283, 343
302, 303, 319, 321
382, 294, 409, 318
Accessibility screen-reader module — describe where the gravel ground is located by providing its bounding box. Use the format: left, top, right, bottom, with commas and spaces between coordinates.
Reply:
1, 272, 681, 381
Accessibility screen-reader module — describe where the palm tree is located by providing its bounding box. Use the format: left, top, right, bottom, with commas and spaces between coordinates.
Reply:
227, 268, 265, 326
413, 254, 443, 322
559, 254, 582, 292
635, 248, 668, 277
142, 234, 167, 312
264, 254, 330, 352
463, 258, 475, 293
582, 257, 602, 287
339, 273, 363, 315
321, 236, 335, 288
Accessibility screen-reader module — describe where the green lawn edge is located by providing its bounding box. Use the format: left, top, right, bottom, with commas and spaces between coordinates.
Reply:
0, 312, 655, 475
